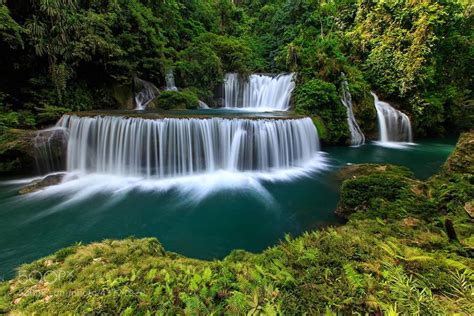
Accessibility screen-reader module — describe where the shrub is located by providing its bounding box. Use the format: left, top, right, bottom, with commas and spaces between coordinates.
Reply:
294, 79, 349, 144
155, 89, 199, 110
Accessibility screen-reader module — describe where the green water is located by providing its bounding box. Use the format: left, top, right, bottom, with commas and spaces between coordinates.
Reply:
0, 138, 456, 279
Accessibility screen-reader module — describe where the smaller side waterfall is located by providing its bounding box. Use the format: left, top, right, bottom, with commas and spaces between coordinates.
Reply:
134, 78, 160, 110
372, 92, 413, 144
165, 70, 178, 91
198, 100, 210, 109
34, 127, 68, 174
340, 73, 365, 146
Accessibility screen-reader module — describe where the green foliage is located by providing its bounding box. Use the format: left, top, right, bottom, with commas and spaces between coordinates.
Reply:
0, 3, 22, 49
311, 116, 328, 141
294, 79, 349, 144
0, 0, 471, 139
175, 40, 223, 93
155, 90, 199, 110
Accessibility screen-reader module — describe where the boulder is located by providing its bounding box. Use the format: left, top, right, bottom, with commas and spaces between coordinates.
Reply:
0, 129, 36, 175
18, 173, 65, 195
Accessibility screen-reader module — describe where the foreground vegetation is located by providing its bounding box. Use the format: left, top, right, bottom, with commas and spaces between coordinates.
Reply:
1, 0, 473, 143
1, 131, 472, 314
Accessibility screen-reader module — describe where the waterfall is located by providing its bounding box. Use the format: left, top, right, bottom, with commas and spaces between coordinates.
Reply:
34, 127, 68, 174
134, 78, 160, 110
198, 100, 210, 109
165, 70, 178, 91
56, 115, 320, 178
224, 73, 295, 110
340, 73, 365, 146
372, 92, 413, 144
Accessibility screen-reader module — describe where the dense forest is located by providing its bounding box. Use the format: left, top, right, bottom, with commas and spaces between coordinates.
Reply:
1, 0, 472, 143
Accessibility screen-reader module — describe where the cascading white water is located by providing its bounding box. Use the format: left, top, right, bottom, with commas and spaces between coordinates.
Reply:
372, 92, 413, 143
340, 73, 365, 146
224, 73, 295, 110
165, 70, 178, 91
34, 127, 68, 174
57, 115, 320, 178
198, 100, 210, 109
134, 78, 160, 110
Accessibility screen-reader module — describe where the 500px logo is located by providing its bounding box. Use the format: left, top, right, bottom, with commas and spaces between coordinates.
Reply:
17, 270, 74, 285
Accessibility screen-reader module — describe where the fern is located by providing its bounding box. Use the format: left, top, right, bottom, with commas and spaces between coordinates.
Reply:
343, 263, 364, 290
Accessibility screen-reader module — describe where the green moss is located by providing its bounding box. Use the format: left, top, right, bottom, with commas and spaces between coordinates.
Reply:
311, 115, 328, 141
153, 89, 199, 110
335, 164, 416, 219
0, 282, 10, 314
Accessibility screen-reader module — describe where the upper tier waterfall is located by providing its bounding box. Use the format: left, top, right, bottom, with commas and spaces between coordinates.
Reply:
372, 92, 413, 144
224, 73, 295, 111
165, 70, 178, 91
56, 114, 320, 178
340, 73, 365, 146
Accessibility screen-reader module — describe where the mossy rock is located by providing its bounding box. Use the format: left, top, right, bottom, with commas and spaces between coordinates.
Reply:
0, 129, 36, 175
110, 83, 134, 110
18, 173, 65, 194
152, 89, 199, 110
352, 92, 378, 140
335, 164, 417, 218
443, 130, 474, 175
310, 115, 328, 142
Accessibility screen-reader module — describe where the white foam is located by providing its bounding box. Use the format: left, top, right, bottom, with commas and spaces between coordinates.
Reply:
21, 154, 328, 206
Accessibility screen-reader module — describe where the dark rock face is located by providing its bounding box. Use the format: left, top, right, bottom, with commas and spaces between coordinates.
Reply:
18, 173, 65, 195
0, 128, 67, 176
0, 129, 37, 175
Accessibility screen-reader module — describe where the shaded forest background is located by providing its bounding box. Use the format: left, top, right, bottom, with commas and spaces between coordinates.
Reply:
0, 0, 472, 143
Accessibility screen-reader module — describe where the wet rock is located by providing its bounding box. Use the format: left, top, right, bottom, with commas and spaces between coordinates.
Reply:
0, 129, 37, 175
19, 173, 65, 195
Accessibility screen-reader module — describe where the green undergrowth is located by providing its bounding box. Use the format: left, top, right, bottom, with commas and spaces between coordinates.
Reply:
1, 132, 473, 314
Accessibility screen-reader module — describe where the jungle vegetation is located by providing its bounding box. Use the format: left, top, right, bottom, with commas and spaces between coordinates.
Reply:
0, 0, 472, 143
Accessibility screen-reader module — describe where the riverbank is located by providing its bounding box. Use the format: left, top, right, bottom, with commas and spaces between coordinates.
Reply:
1, 131, 471, 314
